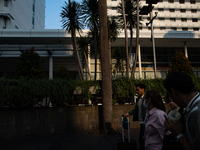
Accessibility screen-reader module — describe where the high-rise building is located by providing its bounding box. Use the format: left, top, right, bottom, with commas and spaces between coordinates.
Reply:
106, 0, 200, 78
107, 0, 200, 32
0, 0, 45, 29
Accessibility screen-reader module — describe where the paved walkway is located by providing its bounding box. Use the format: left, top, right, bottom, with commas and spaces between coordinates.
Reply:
0, 128, 140, 150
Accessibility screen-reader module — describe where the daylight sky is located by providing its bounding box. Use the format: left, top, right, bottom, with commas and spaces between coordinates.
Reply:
45, 0, 82, 29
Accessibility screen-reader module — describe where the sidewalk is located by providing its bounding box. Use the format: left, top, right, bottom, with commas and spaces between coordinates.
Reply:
0, 128, 140, 150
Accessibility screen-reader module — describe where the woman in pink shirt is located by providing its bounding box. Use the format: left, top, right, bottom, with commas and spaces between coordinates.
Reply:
143, 90, 167, 150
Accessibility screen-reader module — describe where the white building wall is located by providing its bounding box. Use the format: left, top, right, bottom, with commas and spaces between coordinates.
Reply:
0, 0, 45, 29
107, 0, 200, 32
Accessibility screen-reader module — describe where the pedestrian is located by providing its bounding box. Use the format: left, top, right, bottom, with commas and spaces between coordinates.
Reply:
123, 83, 146, 150
163, 71, 200, 150
143, 90, 168, 150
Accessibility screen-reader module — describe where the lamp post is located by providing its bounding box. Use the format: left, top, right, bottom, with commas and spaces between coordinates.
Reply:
147, 7, 158, 78
140, 0, 159, 78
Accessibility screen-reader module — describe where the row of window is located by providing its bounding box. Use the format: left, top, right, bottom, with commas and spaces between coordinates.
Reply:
158, 18, 198, 22
146, 27, 199, 31
160, 0, 196, 4
158, 9, 198, 13
110, 0, 197, 4
158, 27, 199, 31
139, 26, 199, 31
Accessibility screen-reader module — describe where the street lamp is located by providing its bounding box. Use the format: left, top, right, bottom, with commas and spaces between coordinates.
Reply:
140, 0, 159, 78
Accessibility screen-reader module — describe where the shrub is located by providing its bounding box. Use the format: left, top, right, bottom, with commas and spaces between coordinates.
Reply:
167, 50, 195, 77
55, 66, 70, 80
15, 47, 45, 79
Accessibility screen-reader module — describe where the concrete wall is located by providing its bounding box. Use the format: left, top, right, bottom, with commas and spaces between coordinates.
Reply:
0, 104, 170, 141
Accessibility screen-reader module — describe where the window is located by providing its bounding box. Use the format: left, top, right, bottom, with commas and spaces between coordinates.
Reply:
193, 28, 199, 31
111, 0, 117, 1
148, 27, 151, 30
160, 27, 165, 30
191, 9, 197, 13
192, 18, 198, 22
168, 0, 174, 3
4, 0, 8, 7
32, 0, 35, 29
190, 0, 196, 4
169, 9, 175, 12
180, 9, 186, 13
159, 18, 165, 21
147, 17, 150, 21
182, 28, 188, 31
111, 7, 117, 10
3, 18, 6, 29
181, 18, 187, 22
179, 0, 185, 3
171, 27, 177, 31
170, 18, 176, 22
158, 8, 164, 12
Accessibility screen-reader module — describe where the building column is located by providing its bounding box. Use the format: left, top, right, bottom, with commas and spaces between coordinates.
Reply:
49, 57, 53, 79
184, 42, 188, 58
138, 44, 142, 78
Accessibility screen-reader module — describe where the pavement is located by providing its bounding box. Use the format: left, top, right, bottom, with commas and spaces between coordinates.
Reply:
0, 128, 140, 150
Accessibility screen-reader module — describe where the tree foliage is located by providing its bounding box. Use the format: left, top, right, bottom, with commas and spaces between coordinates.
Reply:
167, 50, 195, 77
60, 1, 84, 32
55, 66, 70, 80
15, 47, 45, 79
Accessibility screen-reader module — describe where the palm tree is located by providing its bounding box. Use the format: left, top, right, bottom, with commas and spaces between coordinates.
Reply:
60, 1, 85, 81
81, 0, 99, 80
112, 47, 126, 79
77, 36, 91, 79
108, 16, 120, 69
118, 0, 142, 77
99, 0, 113, 134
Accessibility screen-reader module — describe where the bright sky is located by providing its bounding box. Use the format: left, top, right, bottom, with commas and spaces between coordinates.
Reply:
45, 0, 82, 29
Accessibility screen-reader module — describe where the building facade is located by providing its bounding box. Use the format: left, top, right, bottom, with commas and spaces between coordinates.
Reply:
0, 0, 200, 80
0, 0, 45, 29
105, 0, 200, 79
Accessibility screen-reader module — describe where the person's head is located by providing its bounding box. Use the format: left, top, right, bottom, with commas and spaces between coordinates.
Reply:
135, 83, 145, 96
164, 72, 194, 94
163, 72, 195, 106
144, 90, 166, 112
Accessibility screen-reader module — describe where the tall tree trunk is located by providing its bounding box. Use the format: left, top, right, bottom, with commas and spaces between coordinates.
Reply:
83, 51, 91, 80
94, 26, 97, 80
99, 0, 114, 134
121, 0, 129, 78
72, 29, 85, 81
109, 38, 112, 79
131, 0, 139, 78
129, 26, 133, 68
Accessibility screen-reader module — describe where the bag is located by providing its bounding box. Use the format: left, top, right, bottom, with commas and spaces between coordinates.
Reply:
117, 117, 137, 150
162, 131, 183, 150
122, 117, 130, 130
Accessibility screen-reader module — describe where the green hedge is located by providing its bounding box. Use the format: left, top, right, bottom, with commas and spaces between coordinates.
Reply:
0, 77, 199, 108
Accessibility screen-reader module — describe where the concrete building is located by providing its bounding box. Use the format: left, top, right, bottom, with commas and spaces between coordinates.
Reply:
0, 0, 45, 29
106, 0, 200, 79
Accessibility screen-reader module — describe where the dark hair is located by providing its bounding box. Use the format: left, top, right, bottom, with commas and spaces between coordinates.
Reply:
135, 83, 146, 90
163, 72, 194, 94
145, 90, 166, 112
